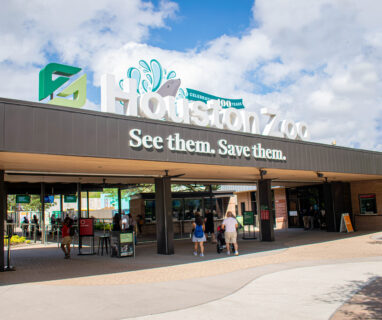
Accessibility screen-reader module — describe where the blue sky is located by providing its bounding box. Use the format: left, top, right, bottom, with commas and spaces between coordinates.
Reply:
149, 0, 255, 51
1, 0, 382, 150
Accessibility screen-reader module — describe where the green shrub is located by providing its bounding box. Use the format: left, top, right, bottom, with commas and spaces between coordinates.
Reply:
4, 235, 27, 245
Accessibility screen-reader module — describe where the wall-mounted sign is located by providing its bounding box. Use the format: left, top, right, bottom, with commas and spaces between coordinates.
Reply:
16, 195, 31, 204
64, 195, 77, 203
39, 63, 87, 108
44, 195, 55, 203
128, 128, 287, 161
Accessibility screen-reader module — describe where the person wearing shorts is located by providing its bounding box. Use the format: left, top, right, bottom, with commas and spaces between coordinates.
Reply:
222, 211, 239, 255
61, 217, 72, 259
192, 213, 206, 257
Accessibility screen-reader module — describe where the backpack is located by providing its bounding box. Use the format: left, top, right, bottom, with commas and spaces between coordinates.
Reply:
69, 226, 75, 237
194, 224, 204, 238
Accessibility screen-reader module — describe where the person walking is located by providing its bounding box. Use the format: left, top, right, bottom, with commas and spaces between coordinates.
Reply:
61, 217, 73, 259
204, 209, 216, 243
308, 206, 315, 230
192, 213, 206, 257
222, 211, 239, 256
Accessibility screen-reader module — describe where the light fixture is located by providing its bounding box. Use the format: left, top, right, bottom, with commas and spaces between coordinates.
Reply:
316, 172, 324, 178
259, 169, 267, 180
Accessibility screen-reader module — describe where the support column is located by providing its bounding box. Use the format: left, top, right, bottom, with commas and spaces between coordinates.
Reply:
323, 182, 352, 232
60, 194, 63, 220
0, 171, 6, 270
118, 188, 122, 215
77, 183, 82, 249
87, 191, 90, 218
256, 179, 274, 241
40, 183, 45, 244
155, 177, 174, 255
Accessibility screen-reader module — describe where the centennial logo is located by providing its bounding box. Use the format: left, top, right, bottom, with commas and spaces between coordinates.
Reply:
39, 63, 87, 108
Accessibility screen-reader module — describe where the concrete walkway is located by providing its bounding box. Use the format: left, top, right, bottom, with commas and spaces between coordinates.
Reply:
1, 230, 382, 320
129, 260, 382, 320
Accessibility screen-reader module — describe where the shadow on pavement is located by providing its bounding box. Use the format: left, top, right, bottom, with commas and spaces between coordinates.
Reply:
1, 229, 378, 285
330, 277, 382, 320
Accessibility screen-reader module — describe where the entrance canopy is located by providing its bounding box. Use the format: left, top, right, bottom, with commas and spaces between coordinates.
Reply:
1, 97, 382, 186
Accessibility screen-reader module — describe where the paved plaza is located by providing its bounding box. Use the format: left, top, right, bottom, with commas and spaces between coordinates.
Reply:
1, 229, 382, 319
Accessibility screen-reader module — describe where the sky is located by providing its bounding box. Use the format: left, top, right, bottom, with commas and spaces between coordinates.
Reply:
1, 0, 382, 150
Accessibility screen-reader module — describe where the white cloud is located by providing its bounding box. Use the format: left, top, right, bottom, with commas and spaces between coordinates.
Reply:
1, 0, 382, 151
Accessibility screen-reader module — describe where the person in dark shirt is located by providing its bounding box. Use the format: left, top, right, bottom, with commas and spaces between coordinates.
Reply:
61, 217, 72, 259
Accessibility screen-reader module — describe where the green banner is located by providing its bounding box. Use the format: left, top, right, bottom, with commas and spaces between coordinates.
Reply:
64, 195, 77, 203
243, 211, 255, 225
16, 195, 31, 204
186, 88, 244, 109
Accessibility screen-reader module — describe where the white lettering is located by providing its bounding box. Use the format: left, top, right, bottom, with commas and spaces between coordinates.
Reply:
129, 129, 142, 148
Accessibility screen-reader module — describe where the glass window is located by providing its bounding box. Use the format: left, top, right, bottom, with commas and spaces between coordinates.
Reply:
184, 199, 202, 220
359, 194, 377, 214
204, 198, 217, 217
144, 200, 156, 221
172, 199, 183, 220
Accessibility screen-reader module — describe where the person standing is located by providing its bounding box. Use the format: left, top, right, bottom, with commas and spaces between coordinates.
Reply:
308, 206, 315, 230
204, 209, 216, 242
192, 213, 206, 257
222, 211, 239, 256
61, 217, 72, 259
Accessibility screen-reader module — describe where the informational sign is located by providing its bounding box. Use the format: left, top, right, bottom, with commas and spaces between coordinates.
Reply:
243, 211, 255, 225
44, 195, 55, 203
79, 218, 94, 236
64, 195, 77, 203
289, 210, 298, 217
16, 195, 30, 204
340, 213, 354, 233
260, 205, 270, 220
119, 232, 134, 257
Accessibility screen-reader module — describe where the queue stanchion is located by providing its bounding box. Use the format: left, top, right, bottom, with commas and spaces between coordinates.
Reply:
3, 222, 16, 272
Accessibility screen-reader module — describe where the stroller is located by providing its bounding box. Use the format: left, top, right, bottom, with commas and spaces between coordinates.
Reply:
216, 225, 235, 253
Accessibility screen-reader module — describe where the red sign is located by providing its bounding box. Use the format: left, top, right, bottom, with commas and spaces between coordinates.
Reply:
261, 209, 270, 220
79, 218, 94, 236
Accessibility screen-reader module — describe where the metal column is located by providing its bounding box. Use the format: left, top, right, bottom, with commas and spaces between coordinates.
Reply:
0, 171, 6, 270
118, 188, 122, 215
77, 183, 82, 250
40, 183, 45, 244
87, 191, 90, 218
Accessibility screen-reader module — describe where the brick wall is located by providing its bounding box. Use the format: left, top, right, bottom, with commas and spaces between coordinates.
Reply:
274, 188, 288, 229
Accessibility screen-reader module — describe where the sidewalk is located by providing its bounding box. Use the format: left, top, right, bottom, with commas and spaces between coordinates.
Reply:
1, 229, 382, 320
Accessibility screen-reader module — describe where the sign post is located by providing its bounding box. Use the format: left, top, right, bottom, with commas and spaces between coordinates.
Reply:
78, 218, 95, 255
242, 211, 256, 240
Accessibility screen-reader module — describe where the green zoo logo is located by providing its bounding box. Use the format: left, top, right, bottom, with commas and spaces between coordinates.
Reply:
39, 63, 86, 108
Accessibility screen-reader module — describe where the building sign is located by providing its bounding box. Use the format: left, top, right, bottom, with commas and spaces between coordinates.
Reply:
16, 195, 30, 204
39, 59, 309, 142
185, 88, 244, 109
102, 59, 309, 141
64, 195, 77, 203
129, 128, 286, 161
39, 63, 87, 108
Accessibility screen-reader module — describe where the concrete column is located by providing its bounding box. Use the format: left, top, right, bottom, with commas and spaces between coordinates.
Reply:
0, 170, 5, 270
323, 182, 352, 232
155, 177, 174, 255
40, 183, 45, 244
256, 179, 274, 241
